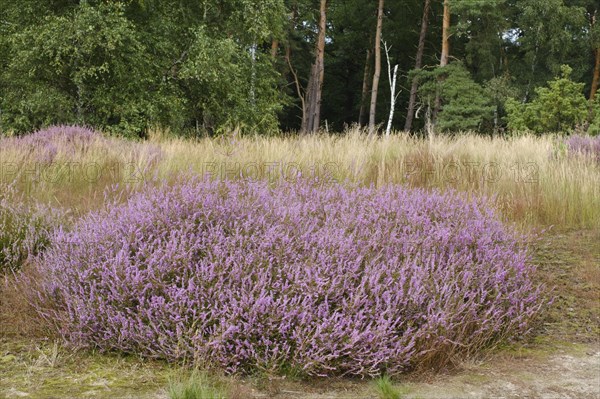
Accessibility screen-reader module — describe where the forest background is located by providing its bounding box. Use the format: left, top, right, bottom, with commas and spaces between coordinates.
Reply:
1, 0, 599, 137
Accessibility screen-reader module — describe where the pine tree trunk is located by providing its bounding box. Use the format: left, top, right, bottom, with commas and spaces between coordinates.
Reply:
368, 0, 385, 135
358, 48, 372, 127
587, 12, 599, 127
440, 0, 450, 67
404, 0, 431, 132
433, 0, 450, 126
313, 0, 327, 132
591, 48, 600, 102
271, 40, 279, 58
303, 65, 319, 132
302, 0, 327, 133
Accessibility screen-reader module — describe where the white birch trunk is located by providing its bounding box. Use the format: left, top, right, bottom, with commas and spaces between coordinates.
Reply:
385, 64, 398, 137
383, 41, 399, 137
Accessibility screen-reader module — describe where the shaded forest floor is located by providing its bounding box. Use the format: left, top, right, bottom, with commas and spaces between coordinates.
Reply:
1, 228, 599, 399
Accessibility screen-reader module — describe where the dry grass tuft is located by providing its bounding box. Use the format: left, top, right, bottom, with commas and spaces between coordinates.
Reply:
3, 128, 588, 228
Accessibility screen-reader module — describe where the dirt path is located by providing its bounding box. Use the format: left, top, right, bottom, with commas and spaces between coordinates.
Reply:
3, 338, 598, 399
252, 342, 599, 399
396, 345, 600, 399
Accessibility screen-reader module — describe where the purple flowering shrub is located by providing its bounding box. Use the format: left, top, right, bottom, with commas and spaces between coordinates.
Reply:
1, 125, 105, 163
565, 135, 600, 163
32, 178, 545, 377
0, 125, 162, 166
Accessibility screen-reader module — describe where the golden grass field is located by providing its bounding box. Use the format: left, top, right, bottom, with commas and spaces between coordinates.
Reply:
1, 128, 599, 398
2, 128, 598, 229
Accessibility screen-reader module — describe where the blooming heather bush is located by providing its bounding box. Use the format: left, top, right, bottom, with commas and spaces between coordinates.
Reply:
32, 178, 545, 377
0, 125, 105, 163
0, 125, 162, 166
0, 186, 65, 273
566, 135, 600, 163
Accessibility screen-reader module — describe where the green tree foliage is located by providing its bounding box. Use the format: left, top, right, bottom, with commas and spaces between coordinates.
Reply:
505, 65, 589, 134
452, 0, 510, 82
507, 0, 589, 100
586, 96, 600, 136
485, 74, 518, 132
0, 0, 597, 135
0, 0, 286, 136
416, 62, 494, 132
179, 28, 283, 134
2, 3, 152, 136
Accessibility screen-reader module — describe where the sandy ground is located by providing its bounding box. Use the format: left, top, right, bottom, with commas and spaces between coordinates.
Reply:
245, 342, 600, 399
2, 330, 598, 399
394, 345, 600, 399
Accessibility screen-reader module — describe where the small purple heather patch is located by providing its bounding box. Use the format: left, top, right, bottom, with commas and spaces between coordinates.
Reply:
0, 125, 105, 163
0, 125, 162, 180
565, 135, 600, 163
29, 177, 546, 377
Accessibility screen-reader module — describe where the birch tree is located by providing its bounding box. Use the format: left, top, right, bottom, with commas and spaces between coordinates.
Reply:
384, 41, 399, 136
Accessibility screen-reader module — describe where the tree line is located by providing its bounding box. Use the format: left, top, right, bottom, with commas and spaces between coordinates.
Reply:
0, 0, 599, 137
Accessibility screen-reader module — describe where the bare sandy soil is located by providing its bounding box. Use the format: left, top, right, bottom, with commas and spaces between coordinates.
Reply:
2, 340, 598, 399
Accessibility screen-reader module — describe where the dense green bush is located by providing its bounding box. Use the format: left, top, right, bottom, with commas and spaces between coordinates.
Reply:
587, 96, 600, 137
416, 62, 495, 132
505, 65, 589, 134
179, 28, 284, 135
0, 1, 286, 137
1, 3, 153, 137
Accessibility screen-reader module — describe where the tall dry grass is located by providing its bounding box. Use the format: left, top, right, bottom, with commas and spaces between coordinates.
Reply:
152, 129, 599, 229
0, 129, 159, 213
1, 127, 598, 228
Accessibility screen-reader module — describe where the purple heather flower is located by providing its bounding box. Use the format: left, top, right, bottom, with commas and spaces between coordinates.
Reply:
28, 177, 546, 377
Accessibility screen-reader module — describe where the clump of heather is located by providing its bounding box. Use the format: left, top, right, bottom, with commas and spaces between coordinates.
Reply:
565, 135, 600, 163
31, 178, 545, 377
0, 185, 66, 273
0, 125, 105, 163
0, 125, 162, 167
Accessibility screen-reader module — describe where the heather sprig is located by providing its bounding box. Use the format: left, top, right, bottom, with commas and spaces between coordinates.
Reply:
31, 177, 546, 377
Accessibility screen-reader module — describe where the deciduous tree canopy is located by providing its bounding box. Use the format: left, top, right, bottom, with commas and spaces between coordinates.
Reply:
0, 0, 597, 136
